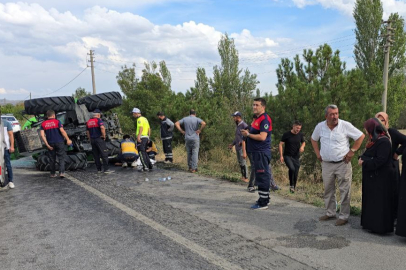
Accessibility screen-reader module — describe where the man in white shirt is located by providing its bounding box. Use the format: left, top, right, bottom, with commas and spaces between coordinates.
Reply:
311, 105, 365, 226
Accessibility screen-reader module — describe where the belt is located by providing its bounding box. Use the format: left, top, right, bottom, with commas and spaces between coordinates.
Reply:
324, 160, 343, 164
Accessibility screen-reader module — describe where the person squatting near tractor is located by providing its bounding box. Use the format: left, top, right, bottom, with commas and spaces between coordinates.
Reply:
241, 98, 273, 210
132, 108, 153, 171
86, 109, 112, 174
157, 112, 174, 163
279, 121, 305, 194
40, 110, 72, 178
119, 134, 139, 168
146, 140, 158, 162
229, 111, 249, 183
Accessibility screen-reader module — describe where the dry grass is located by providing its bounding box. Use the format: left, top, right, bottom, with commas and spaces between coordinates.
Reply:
272, 163, 362, 215
154, 140, 362, 215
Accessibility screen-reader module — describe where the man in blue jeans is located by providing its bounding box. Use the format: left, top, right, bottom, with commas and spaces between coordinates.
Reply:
2, 113, 15, 188
241, 98, 272, 210
175, 109, 206, 173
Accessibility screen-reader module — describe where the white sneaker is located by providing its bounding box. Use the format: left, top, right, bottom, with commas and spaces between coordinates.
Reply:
122, 163, 128, 168
8, 182, 15, 189
131, 160, 137, 167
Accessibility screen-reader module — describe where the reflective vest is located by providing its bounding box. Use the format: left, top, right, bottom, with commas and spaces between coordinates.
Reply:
121, 140, 138, 155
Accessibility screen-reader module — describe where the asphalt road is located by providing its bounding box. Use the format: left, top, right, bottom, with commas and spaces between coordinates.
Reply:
1, 163, 406, 270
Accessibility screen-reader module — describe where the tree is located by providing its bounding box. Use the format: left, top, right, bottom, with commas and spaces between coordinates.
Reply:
183, 33, 259, 154
210, 34, 259, 114
116, 61, 180, 139
353, 0, 383, 87
270, 44, 381, 179
72, 87, 91, 99
353, 1, 406, 123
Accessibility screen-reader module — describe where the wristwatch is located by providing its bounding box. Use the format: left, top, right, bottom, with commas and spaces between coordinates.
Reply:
350, 148, 357, 152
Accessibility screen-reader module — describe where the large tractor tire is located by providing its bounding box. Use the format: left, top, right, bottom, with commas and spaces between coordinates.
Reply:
105, 139, 121, 156
24, 96, 76, 115
36, 152, 88, 171
65, 152, 88, 170
77, 92, 122, 112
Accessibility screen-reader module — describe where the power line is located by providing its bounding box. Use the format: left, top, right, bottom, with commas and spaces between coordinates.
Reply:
104, 34, 356, 68
93, 45, 356, 82
41, 67, 89, 97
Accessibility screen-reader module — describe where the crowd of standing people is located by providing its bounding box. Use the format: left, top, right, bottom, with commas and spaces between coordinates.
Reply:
230, 100, 406, 237
3, 98, 406, 237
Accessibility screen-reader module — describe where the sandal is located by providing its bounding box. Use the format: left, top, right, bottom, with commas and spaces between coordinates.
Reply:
241, 178, 249, 183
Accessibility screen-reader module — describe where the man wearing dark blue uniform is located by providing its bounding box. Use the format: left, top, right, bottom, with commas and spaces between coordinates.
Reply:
86, 109, 112, 173
40, 110, 72, 178
241, 98, 272, 210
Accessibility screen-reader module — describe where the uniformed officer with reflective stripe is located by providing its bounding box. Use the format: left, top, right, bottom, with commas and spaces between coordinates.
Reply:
241, 98, 272, 210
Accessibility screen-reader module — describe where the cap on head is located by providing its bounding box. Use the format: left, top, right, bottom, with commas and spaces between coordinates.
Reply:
132, 108, 141, 114
93, 109, 101, 114
156, 111, 165, 116
190, 109, 196, 115
231, 111, 242, 117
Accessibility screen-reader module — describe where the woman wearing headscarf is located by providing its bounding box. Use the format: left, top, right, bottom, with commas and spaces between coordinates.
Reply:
375, 112, 406, 218
359, 118, 396, 234
375, 112, 406, 160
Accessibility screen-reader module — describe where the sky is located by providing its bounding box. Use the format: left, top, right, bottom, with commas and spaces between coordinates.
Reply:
1, 0, 406, 101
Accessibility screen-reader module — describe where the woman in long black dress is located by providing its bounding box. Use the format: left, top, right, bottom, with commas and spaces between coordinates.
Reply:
376, 112, 406, 218
359, 118, 396, 234
396, 148, 406, 237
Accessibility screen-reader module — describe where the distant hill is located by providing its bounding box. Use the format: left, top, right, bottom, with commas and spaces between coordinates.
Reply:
0, 99, 24, 106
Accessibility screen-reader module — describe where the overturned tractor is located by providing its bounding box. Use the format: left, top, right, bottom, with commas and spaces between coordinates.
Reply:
17, 92, 123, 171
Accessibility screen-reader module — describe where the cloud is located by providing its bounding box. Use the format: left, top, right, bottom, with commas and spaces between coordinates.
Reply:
0, 2, 281, 96
3, 0, 199, 10
0, 87, 29, 94
291, 0, 406, 18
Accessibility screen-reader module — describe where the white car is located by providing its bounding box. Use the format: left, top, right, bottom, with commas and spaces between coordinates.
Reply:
1, 114, 21, 133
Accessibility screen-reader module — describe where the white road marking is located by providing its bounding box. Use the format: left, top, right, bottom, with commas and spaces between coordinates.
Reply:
65, 173, 244, 270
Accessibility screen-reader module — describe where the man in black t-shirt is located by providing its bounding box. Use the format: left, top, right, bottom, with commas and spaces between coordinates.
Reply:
278, 121, 305, 193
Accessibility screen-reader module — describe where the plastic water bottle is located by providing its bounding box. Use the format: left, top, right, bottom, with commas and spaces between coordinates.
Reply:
158, 178, 163, 182
162, 178, 167, 182
145, 178, 149, 182
167, 176, 171, 180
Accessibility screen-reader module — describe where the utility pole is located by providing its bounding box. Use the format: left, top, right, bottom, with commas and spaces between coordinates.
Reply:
30, 92, 31, 100
88, 50, 96, 94
382, 20, 394, 113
